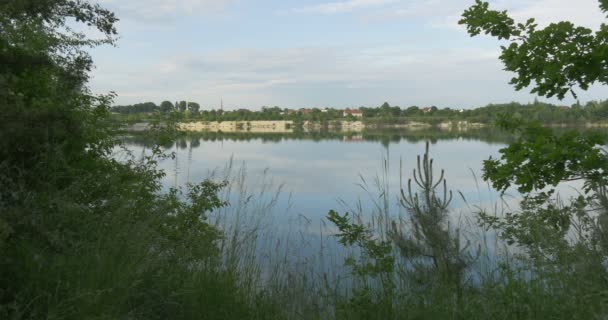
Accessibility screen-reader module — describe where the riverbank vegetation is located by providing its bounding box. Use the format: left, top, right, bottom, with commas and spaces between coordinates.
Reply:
3, 0, 608, 319
111, 99, 608, 126
0, 1, 273, 318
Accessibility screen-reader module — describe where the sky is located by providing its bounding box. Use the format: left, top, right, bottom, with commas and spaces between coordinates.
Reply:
89, 0, 608, 110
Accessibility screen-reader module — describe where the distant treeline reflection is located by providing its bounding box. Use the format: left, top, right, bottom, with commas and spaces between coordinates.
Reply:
120, 128, 521, 149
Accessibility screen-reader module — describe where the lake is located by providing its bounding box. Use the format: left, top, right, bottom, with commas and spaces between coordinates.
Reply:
116, 128, 585, 276
119, 129, 512, 214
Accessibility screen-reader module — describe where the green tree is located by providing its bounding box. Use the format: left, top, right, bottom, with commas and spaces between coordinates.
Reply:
392, 142, 475, 288
160, 100, 175, 113
187, 101, 201, 113
0, 1, 253, 318
460, 0, 608, 261
460, 1, 608, 193
0, 0, 118, 199
404, 106, 421, 117
178, 100, 187, 112
460, 0, 608, 100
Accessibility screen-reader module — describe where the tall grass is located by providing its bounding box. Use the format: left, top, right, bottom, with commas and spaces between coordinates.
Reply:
153, 138, 608, 320
7, 137, 606, 319
215, 140, 608, 319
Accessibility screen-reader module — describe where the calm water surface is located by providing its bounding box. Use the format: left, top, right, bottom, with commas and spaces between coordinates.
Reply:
119, 130, 515, 233
117, 129, 589, 276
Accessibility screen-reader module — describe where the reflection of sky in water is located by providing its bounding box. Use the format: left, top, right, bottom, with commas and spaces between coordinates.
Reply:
118, 134, 593, 277
125, 137, 506, 219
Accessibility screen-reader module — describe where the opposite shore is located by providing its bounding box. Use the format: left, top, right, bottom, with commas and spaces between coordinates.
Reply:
123, 120, 608, 133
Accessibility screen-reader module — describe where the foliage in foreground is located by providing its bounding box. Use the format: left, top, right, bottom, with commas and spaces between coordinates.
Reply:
0, 1, 278, 318
323, 0, 608, 314
461, 0, 608, 100
4, 0, 608, 319
326, 143, 608, 320
321, 2, 608, 316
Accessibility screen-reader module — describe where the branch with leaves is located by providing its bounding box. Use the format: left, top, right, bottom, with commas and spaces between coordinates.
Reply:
460, 0, 608, 99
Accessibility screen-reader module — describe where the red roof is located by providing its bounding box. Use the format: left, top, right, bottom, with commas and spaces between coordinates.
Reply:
344, 109, 362, 114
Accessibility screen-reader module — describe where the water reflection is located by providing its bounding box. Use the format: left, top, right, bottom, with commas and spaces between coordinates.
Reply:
121, 127, 515, 149
116, 128, 595, 277
118, 128, 514, 223
117, 129, 513, 276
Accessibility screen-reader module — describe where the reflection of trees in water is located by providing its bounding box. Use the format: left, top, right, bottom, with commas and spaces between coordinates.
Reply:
120, 127, 601, 149
190, 138, 201, 148
161, 140, 174, 150
178, 138, 188, 150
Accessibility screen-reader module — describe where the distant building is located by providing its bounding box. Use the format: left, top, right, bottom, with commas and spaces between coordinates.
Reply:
321, 108, 329, 113
299, 108, 313, 115
343, 135, 363, 142
343, 109, 363, 118
421, 107, 432, 113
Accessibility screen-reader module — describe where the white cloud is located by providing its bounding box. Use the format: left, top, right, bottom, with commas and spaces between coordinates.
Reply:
294, 0, 398, 14
90, 44, 525, 108
508, 0, 606, 29
99, 0, 239, 21
89, 0, 608, 108
356, 0, 605, 30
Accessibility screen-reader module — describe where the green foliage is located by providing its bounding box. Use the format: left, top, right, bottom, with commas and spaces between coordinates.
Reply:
328, 210, 395, 278
479, 197, 573, 253
323, 143, 608, 319
113, 100, 203, 114
462, 4, 608, 307
114, 98, 608, 126
483, 119, 608, 194
0, 1, 278, 318
460, 0, 608, 99
327, 210, 395, 319
160, 100, 174, 112
327, 143, 482, 318
7, 0, 608, 317
187, 101, 201, 113
113, 101, 159, 113
460, 0, 520, 40
393, 142, 477, 288
178, 100, 187, 112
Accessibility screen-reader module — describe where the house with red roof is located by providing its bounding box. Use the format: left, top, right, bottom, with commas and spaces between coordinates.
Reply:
343, 109, 363, 118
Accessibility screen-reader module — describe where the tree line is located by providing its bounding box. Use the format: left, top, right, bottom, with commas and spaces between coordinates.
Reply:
112, 100, 201, 114
112, 100, 608, 123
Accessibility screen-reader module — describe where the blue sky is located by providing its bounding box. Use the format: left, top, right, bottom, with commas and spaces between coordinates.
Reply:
90, 0, 608, 109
